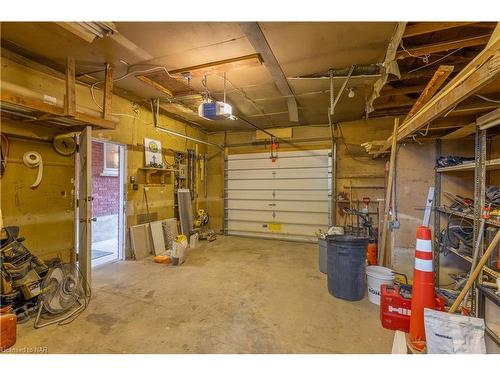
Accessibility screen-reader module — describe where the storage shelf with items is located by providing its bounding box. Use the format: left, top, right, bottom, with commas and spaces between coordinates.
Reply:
434, 110, 500, 325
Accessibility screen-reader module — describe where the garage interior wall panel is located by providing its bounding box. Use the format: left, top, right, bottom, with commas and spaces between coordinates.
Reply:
225, 150, 331, 242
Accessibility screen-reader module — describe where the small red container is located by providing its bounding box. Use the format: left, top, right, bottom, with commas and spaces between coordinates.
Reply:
0, 306, 17, 352
380, 284, 412, 333
366, 242, 378, 266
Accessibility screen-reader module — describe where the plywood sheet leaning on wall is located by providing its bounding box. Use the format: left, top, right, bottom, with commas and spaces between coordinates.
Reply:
130, 223, 153, 260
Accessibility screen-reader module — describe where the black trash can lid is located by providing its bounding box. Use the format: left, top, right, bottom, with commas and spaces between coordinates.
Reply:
326, 234, 369, 243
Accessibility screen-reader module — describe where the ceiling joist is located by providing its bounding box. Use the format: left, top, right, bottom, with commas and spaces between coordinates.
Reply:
169, 53, 263, 78
368, 23, 500, 155
396, 34, 491, 59
403, 22, 476, 38
404, 65, 454, 121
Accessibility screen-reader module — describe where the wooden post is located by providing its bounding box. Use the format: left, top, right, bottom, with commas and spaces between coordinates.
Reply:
103, 63, 113, 121
65, 57, 76, 117
378, 118, 399, 266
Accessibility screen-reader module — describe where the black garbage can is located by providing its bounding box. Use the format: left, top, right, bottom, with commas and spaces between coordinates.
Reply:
326, 235, 368, 301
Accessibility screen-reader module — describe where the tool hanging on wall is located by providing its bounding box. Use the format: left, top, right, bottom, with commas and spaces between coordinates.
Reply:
53, 133, 78, 156
23, 151, 43, 189
187, 149, 196, 200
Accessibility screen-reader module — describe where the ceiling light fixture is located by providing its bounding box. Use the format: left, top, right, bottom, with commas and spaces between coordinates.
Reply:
348, 87, 356, 99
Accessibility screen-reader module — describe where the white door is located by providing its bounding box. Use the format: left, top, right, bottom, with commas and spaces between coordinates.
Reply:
225, 149, 332, 242
78, 126, 93, 286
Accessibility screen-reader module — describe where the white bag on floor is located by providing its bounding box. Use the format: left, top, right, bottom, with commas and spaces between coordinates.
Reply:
424, 308, 486, 354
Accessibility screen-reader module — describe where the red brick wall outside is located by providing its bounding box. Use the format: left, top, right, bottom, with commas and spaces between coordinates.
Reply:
92, 141, 120, 217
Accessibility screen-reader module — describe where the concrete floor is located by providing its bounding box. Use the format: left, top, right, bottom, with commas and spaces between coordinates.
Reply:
15, 236, 394, 353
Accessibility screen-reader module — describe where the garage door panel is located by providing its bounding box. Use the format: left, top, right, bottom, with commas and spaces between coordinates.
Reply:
228, 210, 328, 225
228, 199, 327, 212
228, 178, 328, 190
227, 221, 328, 238
227, 168, 330, 179
228, 156, 329, 170
227, 190, 329, 201
226, 149, 331, 242
228, 150, 330, 159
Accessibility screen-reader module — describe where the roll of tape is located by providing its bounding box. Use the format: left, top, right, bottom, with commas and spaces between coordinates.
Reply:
23, 151, 43, 188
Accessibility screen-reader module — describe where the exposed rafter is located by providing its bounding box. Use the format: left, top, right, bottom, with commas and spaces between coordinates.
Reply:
169, 54, 263, 77
404, 65, 454, 120
396, 34, 491, 59
403, 22, 476, 38
368, 23, 500, 155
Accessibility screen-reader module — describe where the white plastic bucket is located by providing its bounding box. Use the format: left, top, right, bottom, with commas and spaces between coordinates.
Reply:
366, 266, 395, 305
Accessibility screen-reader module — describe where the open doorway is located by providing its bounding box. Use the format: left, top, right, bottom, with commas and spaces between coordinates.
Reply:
91, 140, 126, 267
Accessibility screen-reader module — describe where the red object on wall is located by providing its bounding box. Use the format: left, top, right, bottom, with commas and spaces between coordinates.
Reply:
92, 141, 120, 217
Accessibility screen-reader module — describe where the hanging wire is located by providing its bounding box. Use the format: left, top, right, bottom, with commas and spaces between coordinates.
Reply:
475, 94, 500, 104
399, 40, 430, 64
407, 48, 463, 73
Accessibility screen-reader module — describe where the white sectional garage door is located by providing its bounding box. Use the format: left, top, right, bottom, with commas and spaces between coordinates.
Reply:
225, 149, 332, 242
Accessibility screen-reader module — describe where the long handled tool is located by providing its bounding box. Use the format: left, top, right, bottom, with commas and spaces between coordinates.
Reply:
462, 205, 491, 309
449, 227, 500, 313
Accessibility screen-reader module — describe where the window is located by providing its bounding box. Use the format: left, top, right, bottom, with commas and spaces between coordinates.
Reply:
102, 143, 119, 176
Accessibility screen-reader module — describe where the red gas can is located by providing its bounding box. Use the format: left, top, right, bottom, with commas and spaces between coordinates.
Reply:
380, 284, 446, 333
380, 284, 412, 333
0, 306, 17, 352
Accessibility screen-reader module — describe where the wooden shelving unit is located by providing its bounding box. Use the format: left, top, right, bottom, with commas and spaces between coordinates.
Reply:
0, 58, 116, 130
436, 158, 500, 173
436, 206, 500, 228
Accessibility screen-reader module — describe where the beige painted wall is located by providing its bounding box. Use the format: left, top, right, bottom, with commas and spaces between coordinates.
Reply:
1, 55, 212, 261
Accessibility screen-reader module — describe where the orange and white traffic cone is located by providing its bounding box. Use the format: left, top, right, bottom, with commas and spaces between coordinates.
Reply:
409, 225, 436, 352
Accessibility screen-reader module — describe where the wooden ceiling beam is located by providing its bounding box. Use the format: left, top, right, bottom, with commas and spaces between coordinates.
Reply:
370, 25, 500, 156
136, 75, 174, 97
396, 34, 491, 59
441, 122, 476, 139
392, 62, 469, 82
405, 65, 454, 120
403, 22, 476, 38
447, 101, 500, 117
169, 53, 263, 77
